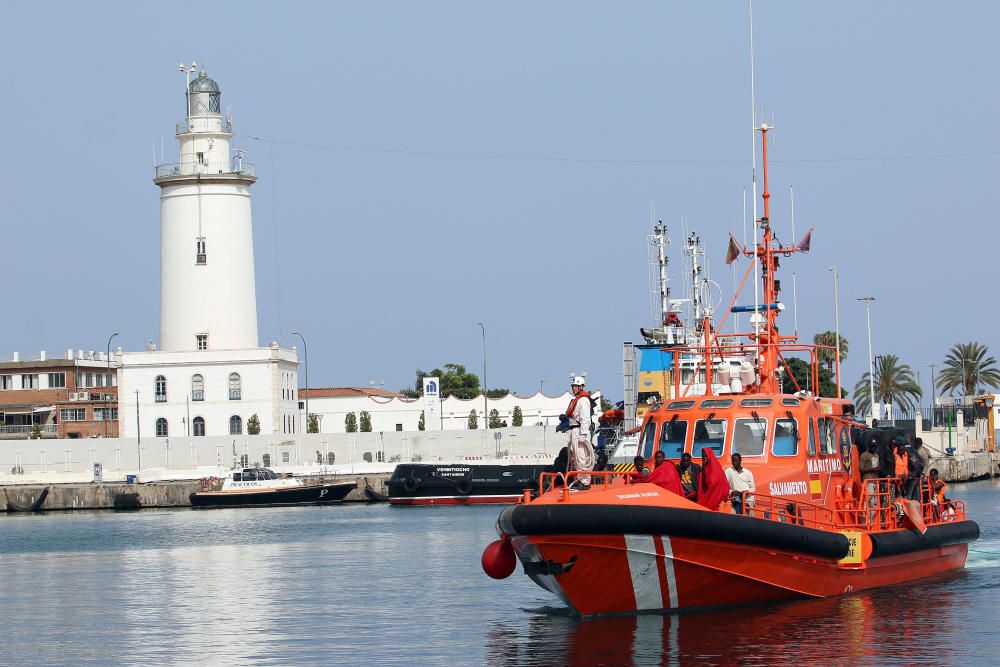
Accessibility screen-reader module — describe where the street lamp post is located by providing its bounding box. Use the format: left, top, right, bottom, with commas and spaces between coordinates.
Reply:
478, 322, 487, 430
106, 332, 119, 438
134, 389, 142, 472
858, 297, 877, 422
828, 266, 841, 393
927, 363, 937, 409
539, 379, 545, 395
293, 332, 309, 433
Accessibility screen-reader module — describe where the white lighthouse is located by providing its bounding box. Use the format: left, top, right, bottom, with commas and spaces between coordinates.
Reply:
156, 69, 258, 352
118, 65, 299, 440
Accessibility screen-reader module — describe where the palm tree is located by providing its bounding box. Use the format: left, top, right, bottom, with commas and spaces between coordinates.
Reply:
853, 354, 922, 416
813, 331, 848, 372
937, 341, 1000, 398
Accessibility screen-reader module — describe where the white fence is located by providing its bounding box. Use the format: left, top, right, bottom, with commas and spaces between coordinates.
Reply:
0, 425, 563, 484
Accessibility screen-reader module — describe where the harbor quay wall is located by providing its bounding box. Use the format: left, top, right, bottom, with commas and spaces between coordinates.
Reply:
0, 426, 559, 485
928, 453, 1000, 483
0, 473, 391, 513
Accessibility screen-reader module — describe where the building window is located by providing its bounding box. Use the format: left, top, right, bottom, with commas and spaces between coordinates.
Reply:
22, 374, 38, 389
48, 373, 66, 388
395, 424, 403, 432
193, 416, 205, 436
154, 375, 167, 402
196, 334, 208, 351
262, 453, 271, 467
94, 408, 118, 422
192, 374, 204, 401
95, 374, 105, 388
196, 237, 207, 265
282, 451, 290, 463
326, 452, 335, 464
229, 372, 241, 400
155, 418, 168, 437
229, 415, 243, 435
60, 408, 87, 422
1, 375, 12, 390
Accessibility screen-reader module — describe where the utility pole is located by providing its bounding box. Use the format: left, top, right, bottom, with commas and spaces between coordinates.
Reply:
828, 266, 841, 394
478, 322, 487, 430
927, 363, 937, 408
293, 332, 309, 432
106, 332, 118, 438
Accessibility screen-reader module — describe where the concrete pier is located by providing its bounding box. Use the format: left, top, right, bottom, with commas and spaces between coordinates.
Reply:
1, 473, 391, 513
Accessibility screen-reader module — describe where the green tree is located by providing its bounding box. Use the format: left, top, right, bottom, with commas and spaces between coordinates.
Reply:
29, 423, 41, 439
600, 397, 613, 412
414, 363, 481, 399
813, 331, 849, 371
247, 414, 261, 435
781, 358, 844, 398
511, 406, 523, 427
853, 354, 922, 415
488, 408, 502, 428
937, 341, 1000, 398
359, 411, 372, 432
345, 412, 358, 433
418, 410, 426, 431
486, 388, 510, 399
467, 409, 478, 430
307, 414, 319, 433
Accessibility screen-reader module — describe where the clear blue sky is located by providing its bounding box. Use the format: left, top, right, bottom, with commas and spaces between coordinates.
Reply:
2, 2, 997, 401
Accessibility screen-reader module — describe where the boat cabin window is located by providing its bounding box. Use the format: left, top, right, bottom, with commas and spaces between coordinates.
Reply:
692, 418, 727, 457
740, 398, 773, 407
232, 473, 242, 481
667, 400, 695, 410
659, 419, 688, 458
639, 421, 658, 459
773, 418, 799, 456
700, 399, 733, 409
807, 417, 817, 456
781, 398, 801, 406
732, 417, 766, 456
818, 418, 835, 455
680, 369, 705, 385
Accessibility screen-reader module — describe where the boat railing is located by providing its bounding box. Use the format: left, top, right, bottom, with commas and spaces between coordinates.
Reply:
741, 476, 967, 534
533, 469, 638, 501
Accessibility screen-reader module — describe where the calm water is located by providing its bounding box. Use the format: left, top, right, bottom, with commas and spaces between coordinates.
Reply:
1, 480, 999, 666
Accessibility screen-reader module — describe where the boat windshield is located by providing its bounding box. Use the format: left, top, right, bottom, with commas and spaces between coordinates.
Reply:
692, 418, 726, 457
659, 419, 687, 458
639, 421, 657, 459
732, 417, 766, 456
773, 418, 799, 456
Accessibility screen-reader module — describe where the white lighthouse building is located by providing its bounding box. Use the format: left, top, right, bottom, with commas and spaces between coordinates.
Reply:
118, 66, 299, 439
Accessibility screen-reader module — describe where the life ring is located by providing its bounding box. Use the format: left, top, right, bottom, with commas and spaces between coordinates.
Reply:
403, 476, 421, 493
455, 478, 474, 496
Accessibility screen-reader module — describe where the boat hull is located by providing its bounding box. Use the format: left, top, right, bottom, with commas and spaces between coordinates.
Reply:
190, 482, 355, 508
499, 504, 979, 616
387, 463, 546, 506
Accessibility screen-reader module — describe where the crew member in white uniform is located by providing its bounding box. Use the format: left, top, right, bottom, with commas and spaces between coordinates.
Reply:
565, 376, 594, 487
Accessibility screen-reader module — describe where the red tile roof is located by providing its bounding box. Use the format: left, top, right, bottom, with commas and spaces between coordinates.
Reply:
300, 387, 405, 399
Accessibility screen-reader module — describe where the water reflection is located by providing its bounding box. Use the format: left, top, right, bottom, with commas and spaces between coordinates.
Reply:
489, 570, 978, 666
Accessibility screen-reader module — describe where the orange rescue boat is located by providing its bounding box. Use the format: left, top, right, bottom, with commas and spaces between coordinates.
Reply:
481, 124, 979, 616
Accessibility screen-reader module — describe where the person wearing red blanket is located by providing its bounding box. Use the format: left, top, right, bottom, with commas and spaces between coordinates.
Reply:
696, 448, 729, 510
642, 451, 683, 496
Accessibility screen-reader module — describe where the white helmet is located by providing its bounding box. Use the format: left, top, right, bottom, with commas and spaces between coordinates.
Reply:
571, 376, 586, 386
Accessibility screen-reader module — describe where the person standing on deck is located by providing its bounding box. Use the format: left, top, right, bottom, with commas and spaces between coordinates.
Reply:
725, 453, 755, 515
859, 439, 881, 524
564, 376, 594, 488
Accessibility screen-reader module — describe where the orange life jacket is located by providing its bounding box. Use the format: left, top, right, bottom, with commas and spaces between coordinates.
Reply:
894, 450, 908, 476
565, 390, 592, 419
933, 478, 947, 505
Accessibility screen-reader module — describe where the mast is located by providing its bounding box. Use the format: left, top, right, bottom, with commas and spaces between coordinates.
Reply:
652, 221, 670, 329
686, 232, 705, 330
753, 123, 786, 394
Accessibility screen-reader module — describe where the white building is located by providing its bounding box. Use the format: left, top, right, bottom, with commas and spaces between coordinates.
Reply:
119, 66, 298, 438
301, 388, 600, 433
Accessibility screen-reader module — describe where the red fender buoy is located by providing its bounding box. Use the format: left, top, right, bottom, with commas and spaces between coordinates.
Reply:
481, 536, 516, 579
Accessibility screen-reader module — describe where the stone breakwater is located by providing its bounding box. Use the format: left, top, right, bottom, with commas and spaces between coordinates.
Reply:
0, 473, 390, 513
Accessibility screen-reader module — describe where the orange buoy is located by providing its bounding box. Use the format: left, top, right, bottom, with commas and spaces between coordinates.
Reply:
481, 537, 516, 579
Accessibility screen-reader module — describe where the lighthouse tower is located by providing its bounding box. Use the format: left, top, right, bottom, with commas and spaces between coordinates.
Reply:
118, 65, 299, 441
154, 69, 258, 352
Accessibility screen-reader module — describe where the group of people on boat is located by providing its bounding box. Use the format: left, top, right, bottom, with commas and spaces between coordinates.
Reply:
858, 433, 953, 523
626, 449, 755, 513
